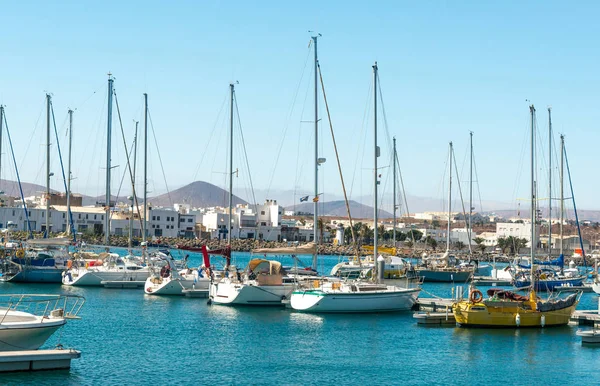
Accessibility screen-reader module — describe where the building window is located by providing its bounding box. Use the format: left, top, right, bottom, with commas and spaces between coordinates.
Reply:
188, 219, 193, 223
12, 210, 15, 216
94, 215, 97, 220
261, 211, 265, 215
261, 222, 267, 226
152, 216, 156, 221
42, 212, 44, 218
180, 218, 185, 222
101, 215, 104, 220
62, 213, 65, 219
157, 216, 160, 221
86, 214, 88, 219
78, 214, 81, 219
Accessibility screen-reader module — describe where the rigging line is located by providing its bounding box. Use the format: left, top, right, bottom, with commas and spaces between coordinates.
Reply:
18, 100, 44, 172
376, 72, 394, 157
349, 79, 372, 201
511, 115, 530, 206
293, 67, 314, 211
265, 45, 312, 198
70, 82, 104, 113
191, 95, 227, 182
318, 63, 357, 250
472, 147, 484, 214
564, 145, 586, 267
110, 142, 132, 223
234, 93, 257, 207
452, 149, 472, 255
3, 112, 33, 238
50, 101, 76, 239
147, 109, 172, 207
112, 90, 144, 231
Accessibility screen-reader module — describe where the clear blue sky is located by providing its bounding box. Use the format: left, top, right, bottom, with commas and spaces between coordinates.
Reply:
1, 1, 599, 212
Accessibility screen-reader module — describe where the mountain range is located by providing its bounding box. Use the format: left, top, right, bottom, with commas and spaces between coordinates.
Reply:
6, 178, 600, 222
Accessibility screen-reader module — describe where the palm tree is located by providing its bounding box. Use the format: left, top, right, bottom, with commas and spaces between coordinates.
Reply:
425, 236, 438, 251
455, 241, 465, 251
496, 237, 508, 254
473, 237, 486, 254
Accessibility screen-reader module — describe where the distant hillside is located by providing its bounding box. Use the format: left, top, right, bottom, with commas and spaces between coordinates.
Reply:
0, 179, 56, 198
148, 181, 248, 208
287, 200, 393, 219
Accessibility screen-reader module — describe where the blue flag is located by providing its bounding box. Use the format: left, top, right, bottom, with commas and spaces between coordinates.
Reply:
300, 195, 309, 202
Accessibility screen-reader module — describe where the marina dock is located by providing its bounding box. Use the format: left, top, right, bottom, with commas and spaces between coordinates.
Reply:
415, 298, 454, 312
571, 310, 600, 326
0, 349, 80, 372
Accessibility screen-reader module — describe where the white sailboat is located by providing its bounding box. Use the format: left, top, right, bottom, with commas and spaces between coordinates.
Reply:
290, 62, 420, 313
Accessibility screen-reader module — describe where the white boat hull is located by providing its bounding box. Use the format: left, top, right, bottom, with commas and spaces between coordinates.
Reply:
0, 311, 66, 351
290, 288, 420, 313
145, 276, 210, 296
63, 269, 150, 286
210, 280, 293, 306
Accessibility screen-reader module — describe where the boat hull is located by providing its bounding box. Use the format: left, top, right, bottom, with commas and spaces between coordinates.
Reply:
514, 276, 585, 291
2, 269, 64, 283
290, 288, 420, 313
144, 277, 210, 296
63, 269, 150, 286
0, 319, 66, 351
453, 301, 577, 327
417, 269, 472, 283
209, 281, 293, 306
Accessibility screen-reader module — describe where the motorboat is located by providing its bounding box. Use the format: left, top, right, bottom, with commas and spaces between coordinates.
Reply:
0, 294, 85, 351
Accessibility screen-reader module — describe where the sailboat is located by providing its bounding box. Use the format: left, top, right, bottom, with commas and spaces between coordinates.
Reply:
62, 76, 150, 287
329, 138, 419, 285
289, 62, 420, 313
145, 245, 228, 296
452, 105, 580, 327
512, 110, 586, 291
416, 142, 474, 283
1, 95, 70, 283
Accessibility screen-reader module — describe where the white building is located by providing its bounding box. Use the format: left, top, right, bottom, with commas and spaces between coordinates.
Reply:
496, 222, 539, 247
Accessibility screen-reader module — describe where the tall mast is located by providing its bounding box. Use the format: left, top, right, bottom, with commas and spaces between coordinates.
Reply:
446, 142, 453, 252
468, 131, 473, 255
66, 109, 73, 236
311, 34, 320, 271
548, 107, 552, 258
46, 94, 51, 238
143, 93, 148, 243
560, 134, 564, 255
530, 105, 536, 283
392, 136, 397, 246
129, 123, 138, 251
228, 83, 234, 246
105, 75, 114, 245
373, 62, 379, 272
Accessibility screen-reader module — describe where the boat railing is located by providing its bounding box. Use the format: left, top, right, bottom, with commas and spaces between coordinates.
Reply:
0, 294, 86, 322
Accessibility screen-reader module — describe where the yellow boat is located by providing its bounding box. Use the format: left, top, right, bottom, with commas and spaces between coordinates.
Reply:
453, 106, 581, 328
452, 287, 580, 327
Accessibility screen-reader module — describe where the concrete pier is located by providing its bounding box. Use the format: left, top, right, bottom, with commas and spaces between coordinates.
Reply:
0, 349, 80, 372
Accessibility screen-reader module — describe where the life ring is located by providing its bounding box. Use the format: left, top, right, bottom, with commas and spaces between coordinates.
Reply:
16, 249, 25, 259
469, 289, 483, 304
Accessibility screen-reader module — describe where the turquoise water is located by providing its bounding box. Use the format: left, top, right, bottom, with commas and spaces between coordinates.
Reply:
2, 250, 600, 385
